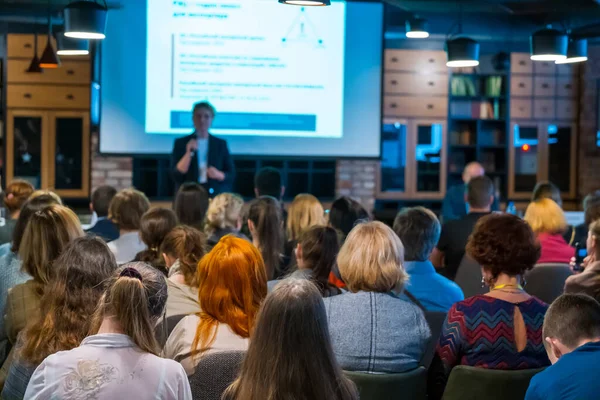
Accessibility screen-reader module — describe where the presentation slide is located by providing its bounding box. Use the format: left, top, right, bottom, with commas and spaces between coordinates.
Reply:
147, 1, 346, 138
100, 0, 383, 157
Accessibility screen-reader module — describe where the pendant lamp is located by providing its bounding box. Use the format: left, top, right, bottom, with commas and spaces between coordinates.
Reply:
555, 38, 588, 64
530, 27, 567, 61
57, 34, 89, 56
406, 17, 429, 39
26, 32, 43, 73
64, 1, 108, 39
39, 2, 60, 69
278, 0, 330, 5
446, 37, 480, 67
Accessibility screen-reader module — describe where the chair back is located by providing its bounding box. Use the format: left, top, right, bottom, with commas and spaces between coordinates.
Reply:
442, 365, 545, 400
189, 350, 246, 400
155, 313, 187, 347
525, 264, 572, 304
345, 367, 427, 400
454, 256, 487, 298
423, 311, 447, 368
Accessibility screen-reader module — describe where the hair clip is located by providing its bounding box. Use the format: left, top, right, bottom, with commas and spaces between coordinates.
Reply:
119, 267, 143, 282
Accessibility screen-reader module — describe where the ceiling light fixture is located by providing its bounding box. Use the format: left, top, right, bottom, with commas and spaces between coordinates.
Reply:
278, 0, 330, 5
26, 32, 43, 74
64, 0, 108, 39
406, 17, 429, 39
530, 27, 567, 61
56, 33, 89, 56
39, 0, 60, 69
555, 37, 588, 64
446, 37, 480, 67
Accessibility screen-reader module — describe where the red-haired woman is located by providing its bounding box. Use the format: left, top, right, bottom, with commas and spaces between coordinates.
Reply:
163, 236, 268, 375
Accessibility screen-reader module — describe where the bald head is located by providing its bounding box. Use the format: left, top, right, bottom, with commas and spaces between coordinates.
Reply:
463, 162, 485, 184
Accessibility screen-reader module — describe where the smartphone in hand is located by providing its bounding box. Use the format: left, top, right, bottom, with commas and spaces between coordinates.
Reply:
574, 242, 587, 272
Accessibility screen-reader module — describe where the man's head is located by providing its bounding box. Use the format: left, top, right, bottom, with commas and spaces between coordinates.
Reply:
90, 185, 117, 218
583, 190, 600, 227
543, 294, 600, 364
392, 207, 441, 262
192, 101, 216, 137
462, 162, 485, 184
532, 181, 562, 208
254, 167, 284, 199
467, 176, 495, 211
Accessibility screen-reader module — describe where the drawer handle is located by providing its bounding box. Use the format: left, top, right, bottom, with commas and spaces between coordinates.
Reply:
519, 61, 526, 66
24, 43, 32, 49
428, 81, 435, 86
519, 83, 525, 88
428, 58, 435, 63
542, 107, 548, 111
390, 103, 397, 109
427, 104, 434, 110
66, 94, 75, 100
519, 107, 525, 111
23, 93, 32, 99
542, 83, 549, 89
391, 57, 398, 62
565, 84, 572, 89
391, 80, 398, 85
67, 70, 75, 75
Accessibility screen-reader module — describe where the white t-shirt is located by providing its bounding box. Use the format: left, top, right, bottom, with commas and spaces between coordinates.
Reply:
196, 139, 208, 184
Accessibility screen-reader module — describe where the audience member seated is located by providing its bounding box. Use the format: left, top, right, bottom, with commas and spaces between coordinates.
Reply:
525, 198, 575, 264
24, 262, 191, 399
2, 237, 117, 398
393, 207, 463, 312
248, 196, 285, 279
269, 226, 342, 298
525, 294, 600, 400
174, 182, 209, 231
285, 194, 325, 266
107, 188, 150, 264
442, 162, 499, 222
0, 195, 61, 365
161, 226, 206, 319
531, 181, 579, 246
324, 221, 430, 373
429, 214, 550, 400
432, 176, 495, 280
254, 167, 284, 200
204, 193, 247, 250
163, 236, 267, 376
134, 207, 178, 274
86, 185, 119, 242
328, 196, 369, 242
571, 191, 600, 247
0, 180, 34, 245
565, 220, 600, 300
223, 279, 358, 400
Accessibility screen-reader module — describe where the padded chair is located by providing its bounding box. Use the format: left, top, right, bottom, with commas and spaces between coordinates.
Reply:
423, 311, 447, 368
525, 264, 573, 304
454, 256, 487, 298
155, 313, 187, 348
442, 365, 545, 400
189, 350, 246, 400
345, 367, 427, 400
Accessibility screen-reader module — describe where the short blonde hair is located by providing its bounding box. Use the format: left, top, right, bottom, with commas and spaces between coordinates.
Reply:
30, 190, 62, 205
205, 193, 244, 235
337, 221, 408, 293
286, 194, 325, 241
524, 198, 567, 234
109, 189, 150, 231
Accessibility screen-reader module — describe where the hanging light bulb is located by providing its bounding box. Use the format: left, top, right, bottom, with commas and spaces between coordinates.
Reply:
56, 33, 89, 56
530, 27, 567, 61
278, 0, 330, 5
64, 1, 108, 39
39, 1, 60, 69
27, 32, 43, 74
446, 37, 480, 67
406, 17, 429, 39
555, 38, 588, 64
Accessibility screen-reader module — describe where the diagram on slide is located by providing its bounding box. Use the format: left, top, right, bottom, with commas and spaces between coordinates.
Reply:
282, 7, 325, 47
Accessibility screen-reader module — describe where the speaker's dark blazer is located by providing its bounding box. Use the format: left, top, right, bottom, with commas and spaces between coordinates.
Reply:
171, 133, 235, 195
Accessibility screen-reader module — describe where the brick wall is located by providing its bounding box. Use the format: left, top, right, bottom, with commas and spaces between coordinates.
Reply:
90, 132, 133, 192
578, 45, 600, 198
336, 160, 378, 211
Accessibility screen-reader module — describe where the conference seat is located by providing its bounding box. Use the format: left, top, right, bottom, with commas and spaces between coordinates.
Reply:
525, 263, 573, 304
423, 311, 447, 368
154, 313, 187, 348
454, 256, 487, 298
442, 365, 544, 400
188, 350, 246, 400
345, 367, 427, 400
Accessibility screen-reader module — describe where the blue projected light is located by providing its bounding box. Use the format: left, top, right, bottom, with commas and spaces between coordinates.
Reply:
513, 124, 539, 147
415, 124, 442, 163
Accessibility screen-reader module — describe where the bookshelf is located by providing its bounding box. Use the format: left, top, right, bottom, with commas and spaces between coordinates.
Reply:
448, 67, 509, 201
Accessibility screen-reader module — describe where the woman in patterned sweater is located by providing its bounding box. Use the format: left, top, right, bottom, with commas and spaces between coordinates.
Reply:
429, 214, 551, 399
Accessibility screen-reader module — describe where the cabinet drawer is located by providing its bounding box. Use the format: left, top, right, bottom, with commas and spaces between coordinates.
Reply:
511, 99, 533, 119
556, 99, 577, 120
383, 96, 447, 118
7, 34, 89, 60
385, 50, 447, 73
557, 76, 577, 98
384, 73, 448, 95
557, 63, 578, 77
511, 53, 533, 74
533, 60, 557, 75
533, 99, 555, 119
7, 85, 90, 109
7, 60, 90, 85
533, 76, 556, 97
511, 76, 533, 97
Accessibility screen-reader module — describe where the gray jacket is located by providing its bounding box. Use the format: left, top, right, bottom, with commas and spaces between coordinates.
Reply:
323, 291, 431, 374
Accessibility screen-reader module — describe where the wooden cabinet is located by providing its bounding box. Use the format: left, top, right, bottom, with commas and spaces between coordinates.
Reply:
384, 50, 447, 73
7, 59, 91, 85
384, 72, 448, 96
6, 110, 90, 197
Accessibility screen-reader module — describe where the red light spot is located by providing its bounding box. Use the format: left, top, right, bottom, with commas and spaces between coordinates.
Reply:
522, 144, 530, 152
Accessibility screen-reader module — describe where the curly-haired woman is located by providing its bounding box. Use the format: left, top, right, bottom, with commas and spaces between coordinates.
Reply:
428, 214, 550, 399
